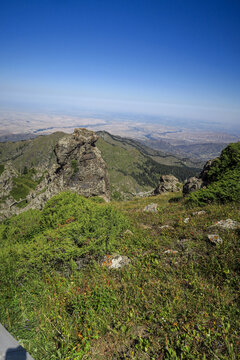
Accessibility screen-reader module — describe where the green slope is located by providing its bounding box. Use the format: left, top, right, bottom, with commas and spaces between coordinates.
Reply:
0, 130, 200, 201
0, 191, 239, 359
96, 131, 201, 198
0, 131, 66, 171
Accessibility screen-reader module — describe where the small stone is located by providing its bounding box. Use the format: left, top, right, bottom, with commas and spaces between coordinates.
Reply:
101, 254, 131, 269
164, 249, 178, 255
143, 203, 158, 213
159, 225, 174, 230
210, 219, 240, 230
184, 217, 190, 223
207, 234, 223, 245
192, 210, 206, 216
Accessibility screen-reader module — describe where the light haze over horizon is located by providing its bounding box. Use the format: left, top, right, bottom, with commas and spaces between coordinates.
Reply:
0, 0, 240, 128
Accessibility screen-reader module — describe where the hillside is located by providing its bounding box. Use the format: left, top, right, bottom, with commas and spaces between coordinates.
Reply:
0, 141, 240, 359
0, 191, 239, 359
96, 131, 201, 198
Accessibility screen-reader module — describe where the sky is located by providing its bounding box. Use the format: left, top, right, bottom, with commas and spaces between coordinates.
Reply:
0, 0, 240, 126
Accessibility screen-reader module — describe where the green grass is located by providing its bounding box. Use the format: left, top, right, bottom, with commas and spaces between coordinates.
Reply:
0, 191, 239, 359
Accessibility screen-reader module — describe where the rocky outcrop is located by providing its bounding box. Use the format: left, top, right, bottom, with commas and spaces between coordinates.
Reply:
182, 176, 203, 195
154, 175, 180, 195
1, 129, 110, 218
183, 159, 216, 196
26, 129, 110, 209
0, 162, 18, 198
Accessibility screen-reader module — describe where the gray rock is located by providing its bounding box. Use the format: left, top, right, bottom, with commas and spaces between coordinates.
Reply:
183, 177, 203, 195
154, 175, 180, 195
210, 219, 240, 230
183, 158, 217, 196
184, 217, 190, 223
101, 254, 131, 269
143, 203, 158, 213
207, 234, 223, 245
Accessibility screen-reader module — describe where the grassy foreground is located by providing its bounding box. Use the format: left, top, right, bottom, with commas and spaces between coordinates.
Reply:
0, 191, 239, 359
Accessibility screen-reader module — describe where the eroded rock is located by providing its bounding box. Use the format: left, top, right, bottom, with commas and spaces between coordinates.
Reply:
183, 177, 203, 195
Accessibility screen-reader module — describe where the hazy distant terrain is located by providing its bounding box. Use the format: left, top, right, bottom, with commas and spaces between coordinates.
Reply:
0, 109, 239, 161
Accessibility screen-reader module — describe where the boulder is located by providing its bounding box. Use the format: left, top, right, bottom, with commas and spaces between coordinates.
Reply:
154, 175, 180, 195
183, 177, 203, 195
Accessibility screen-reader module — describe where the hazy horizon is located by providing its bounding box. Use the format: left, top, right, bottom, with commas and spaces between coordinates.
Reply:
0, 0, 240, 131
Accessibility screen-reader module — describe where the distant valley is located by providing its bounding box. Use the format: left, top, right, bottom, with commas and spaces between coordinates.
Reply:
0, 109, 239, 162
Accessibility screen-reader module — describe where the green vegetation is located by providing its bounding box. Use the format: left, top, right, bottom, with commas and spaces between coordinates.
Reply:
10, 169, 39, 201
97, 135, 200, 197
71, 159, 79, 174
187, 142, 240, 205
0, 132, 66, 172
0, 164, 4, 175
0, 131, 201, 201
0, 191, 239, 359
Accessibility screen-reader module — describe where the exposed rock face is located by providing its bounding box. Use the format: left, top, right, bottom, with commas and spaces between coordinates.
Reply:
0, 162, 18, 198
26, 129, 110, 209
154, 175, 180, 195
183, 176, 203, 195
183, 159, 215, 196
54, 128, 110, 200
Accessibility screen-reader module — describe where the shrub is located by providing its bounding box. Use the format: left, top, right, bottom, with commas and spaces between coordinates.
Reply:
187, 142, 240, 205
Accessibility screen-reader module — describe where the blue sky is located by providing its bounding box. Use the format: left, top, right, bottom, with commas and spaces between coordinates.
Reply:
0, 0, 240, 125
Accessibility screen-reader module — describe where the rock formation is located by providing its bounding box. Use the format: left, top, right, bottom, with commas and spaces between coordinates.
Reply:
183, 159, 215, 196
1, 129, 110, 218
26, 128, 110, 208
154, 175, 180, 195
